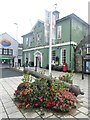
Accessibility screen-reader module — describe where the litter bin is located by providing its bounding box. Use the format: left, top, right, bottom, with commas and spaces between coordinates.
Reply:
63, 63, 67, 72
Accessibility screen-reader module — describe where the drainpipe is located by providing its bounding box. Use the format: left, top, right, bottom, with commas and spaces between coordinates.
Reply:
70, 17, 72, 71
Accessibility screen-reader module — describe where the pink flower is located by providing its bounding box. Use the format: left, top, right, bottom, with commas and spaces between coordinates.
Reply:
56, 103, 59, 107
38, 96, 43, 102
15, 90, 19, 93
68, 106, 72, 111
35, 103, 39, 107
65, 104, 69, 107
60, 105, 63, 109
59, 97, 64, 102
45, 92, 48, 95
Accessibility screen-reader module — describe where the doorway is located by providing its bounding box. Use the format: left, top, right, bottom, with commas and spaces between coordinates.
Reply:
34, 51, 42, 67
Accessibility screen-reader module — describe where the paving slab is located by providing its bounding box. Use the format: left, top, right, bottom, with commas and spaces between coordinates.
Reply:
4, 101, 16, 109
78, 106, 88, 115
0, 112, 8, 119
24, 111, 39, 118
6, 105, 19, 115
8, 111, 25, 118
74, 112, 88, 118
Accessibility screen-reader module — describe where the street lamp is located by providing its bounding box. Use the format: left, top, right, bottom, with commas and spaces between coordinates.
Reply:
80, 46, 84, 80
14, 23, 18, 41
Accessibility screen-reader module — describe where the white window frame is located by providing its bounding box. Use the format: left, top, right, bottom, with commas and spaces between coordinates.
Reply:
26, 37, 29, 46
87, 46, 90, 54
61, 49, 66, 64
57, 25, 62, 39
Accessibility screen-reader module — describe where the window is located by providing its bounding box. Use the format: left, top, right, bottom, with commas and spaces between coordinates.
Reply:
52, 50, 56, 61
2, 48, 13, 55
57, 25, 62, 39
0, 49, 2, 54
87, 46, 90, 54
26, 37, 29, 46
62, 49, 66, 63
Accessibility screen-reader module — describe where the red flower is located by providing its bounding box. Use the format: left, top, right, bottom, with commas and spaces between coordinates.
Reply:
47, 101, 51, 107
24, 98, 28, 102
51, 92, 55, 96
52, 101, 56, 106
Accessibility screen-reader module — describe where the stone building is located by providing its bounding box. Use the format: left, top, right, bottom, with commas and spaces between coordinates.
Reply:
75, 35, 90, 73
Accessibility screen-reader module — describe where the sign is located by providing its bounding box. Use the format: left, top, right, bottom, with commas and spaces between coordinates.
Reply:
0, 39, 11, 47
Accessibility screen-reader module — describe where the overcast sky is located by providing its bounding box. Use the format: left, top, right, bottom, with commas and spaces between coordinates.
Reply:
0, 0, 89, 43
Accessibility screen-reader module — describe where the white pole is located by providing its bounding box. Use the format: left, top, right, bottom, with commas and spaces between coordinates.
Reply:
49, 11, 52, 75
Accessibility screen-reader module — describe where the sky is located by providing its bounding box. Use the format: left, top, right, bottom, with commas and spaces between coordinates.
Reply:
0, 0, 89, 43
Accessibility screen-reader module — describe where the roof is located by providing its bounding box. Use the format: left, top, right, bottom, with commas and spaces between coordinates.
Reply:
0, 32, 18, 43
22, 20, 44, 37
31, 19, 44, 31
22, 31, 33, 37
56, 13, 89, 26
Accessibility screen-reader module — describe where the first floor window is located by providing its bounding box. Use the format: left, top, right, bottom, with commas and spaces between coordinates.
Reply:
52, 50, 56, 61
62, 49, 66, 63
2, 48, 13, 55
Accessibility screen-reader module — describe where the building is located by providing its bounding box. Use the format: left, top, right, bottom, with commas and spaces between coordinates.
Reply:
22, 12, 89, 71
76, 35, 90, 73
0, 32, 22, 67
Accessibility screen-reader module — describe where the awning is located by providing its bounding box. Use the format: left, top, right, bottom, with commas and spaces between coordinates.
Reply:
0, 57, 14, 60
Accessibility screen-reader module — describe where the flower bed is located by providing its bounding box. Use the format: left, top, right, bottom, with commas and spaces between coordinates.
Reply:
14, 73, 78, 112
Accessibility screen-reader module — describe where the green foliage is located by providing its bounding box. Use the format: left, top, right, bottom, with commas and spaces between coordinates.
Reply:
22, 73, 32, 83
59, 73, 73, 84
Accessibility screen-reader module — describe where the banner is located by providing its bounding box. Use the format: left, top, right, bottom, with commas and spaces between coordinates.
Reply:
44, 10, 56, 44
52, 12, 56, 44
44, 10, 51, 43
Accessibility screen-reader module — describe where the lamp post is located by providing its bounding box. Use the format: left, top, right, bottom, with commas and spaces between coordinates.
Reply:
80, 46, 84, 80
14, 23, 18, 41
14, 23, 18, 68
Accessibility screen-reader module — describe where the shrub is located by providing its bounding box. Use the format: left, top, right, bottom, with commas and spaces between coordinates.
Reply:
14, 73, 78, 112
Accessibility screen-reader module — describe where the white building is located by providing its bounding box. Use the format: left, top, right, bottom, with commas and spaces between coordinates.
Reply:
0, 32, 21, 67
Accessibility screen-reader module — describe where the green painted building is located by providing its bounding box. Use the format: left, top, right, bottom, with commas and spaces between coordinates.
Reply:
22, 12, 88, 71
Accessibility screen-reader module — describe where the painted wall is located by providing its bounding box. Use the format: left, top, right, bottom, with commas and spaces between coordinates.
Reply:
72, 19, 88, 44
56, 19, 70, 44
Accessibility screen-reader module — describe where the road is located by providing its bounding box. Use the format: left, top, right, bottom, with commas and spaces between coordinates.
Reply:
0, 68, 23, 78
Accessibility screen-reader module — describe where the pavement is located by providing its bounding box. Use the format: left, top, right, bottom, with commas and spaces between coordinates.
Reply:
0, 66, 90, 119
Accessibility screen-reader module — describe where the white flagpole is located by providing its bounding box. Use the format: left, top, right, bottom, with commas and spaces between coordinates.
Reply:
49, 11, 52, 75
